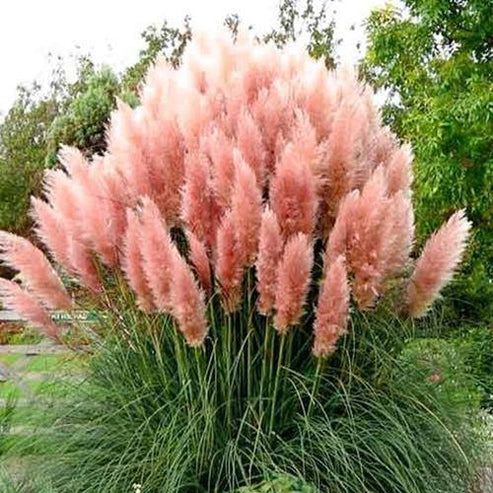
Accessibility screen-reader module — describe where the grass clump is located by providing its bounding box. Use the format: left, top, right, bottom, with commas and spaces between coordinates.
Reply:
3, 305, 485, 492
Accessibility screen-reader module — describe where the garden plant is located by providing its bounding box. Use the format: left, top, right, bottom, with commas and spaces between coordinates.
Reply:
0, 32, 484, 492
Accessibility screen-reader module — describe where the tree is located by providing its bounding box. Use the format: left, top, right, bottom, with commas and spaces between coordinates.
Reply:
363, 0, 493, 322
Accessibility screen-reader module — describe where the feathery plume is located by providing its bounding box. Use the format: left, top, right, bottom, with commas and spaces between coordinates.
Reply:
0, 279, 59, 340
256, 208, 283, 315
169, 251, 208, 347
122, 210, 155, 312
348, 167, 391, 308
68, 238, 102, 293
383, 192, 414, 278
30, 197, 72, 271
274, 233, 313, 333
407, 211, 471, 317
230, 153, 263, 265
0, 232, 72, 310
270, 140, 318, 238
313, 255, 350, 357
187, 231, 212, 295
236, 109, 266, 185
138, 198, 175, 311
216, 213, 244, 312
107, 99, 153, 199
385, 144, 413, 195
325, 190, 359, 265
181, 152, 222, 250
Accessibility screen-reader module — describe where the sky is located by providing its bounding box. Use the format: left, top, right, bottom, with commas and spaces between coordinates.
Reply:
0, 0, 389, 115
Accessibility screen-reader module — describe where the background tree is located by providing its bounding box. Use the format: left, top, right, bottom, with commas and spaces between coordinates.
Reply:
363, 0, 493, 323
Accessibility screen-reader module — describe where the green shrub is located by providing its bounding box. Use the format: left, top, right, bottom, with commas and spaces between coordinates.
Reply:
45, 67, 121, 166
451, 327, 493, 408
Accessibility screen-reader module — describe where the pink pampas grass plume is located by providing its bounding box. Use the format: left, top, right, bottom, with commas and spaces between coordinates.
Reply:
68, 238, 103, 293
0, 232, 72, 310
325, 190, 359, 265
169, 251, 208, 347
43, 169, 82, 236
407, 210, 471, 318
230, 153, 263, 265
274, 233, 314, 334
383, 191, 414, 278
30, 197, 72, 272
385, 144, 413, 195
187, 231, 212, 296
138, 198, 176, 311
256, 208, 283, 315
0, 279, 59, 340
181, 152, 222, 250
349, 168, 390, 309
216, 213, 244, 313
270, 124, 318, 238
236, 109, 266, 186
122, 210, 155, 312
107, 99, 153, 199
58, 145, 90, 184
316, 103, 360, 220
75, 165, 119, 267
313, 255, 350, 357
206, 127, 235, 207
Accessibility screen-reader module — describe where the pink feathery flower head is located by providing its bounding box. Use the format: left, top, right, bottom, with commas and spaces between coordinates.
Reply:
75, 163, 119, 267
274, 233, 314, 334
236, 108, 266, 186
98, 165, 130, 247
43, 169, 82, 236
187, 231, 212, 296
68, 238, 103, 293
256, 208, 283, 315
215, 213, 244, 313
107, 100, 153, 200
58, 145, 91, 184
348, 167, 391, 309
385, 144, 413, 196
270, 138, 318, 238
313, 255, 350, 358
0, 279, 59, 340
230, 152, 263, 265
146, 116, 186, 223
407, 210, 471, 318
383, 191, 415, 278
138, 197, 176, 311
325, 190, 359, 266
205, 126, 235, 207
181, 151, 222, 250
169, 250, 209, 347
30, 197, 72, 272
0, 232, 72, 310
122, 210, 155, 312
316, 102, 360, 221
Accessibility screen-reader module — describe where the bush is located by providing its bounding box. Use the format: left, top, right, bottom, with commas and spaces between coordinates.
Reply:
45, 67, 121, 166
451, 327, 493, 409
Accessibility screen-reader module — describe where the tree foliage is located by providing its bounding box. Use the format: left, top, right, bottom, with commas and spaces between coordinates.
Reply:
363, 0, 493, 322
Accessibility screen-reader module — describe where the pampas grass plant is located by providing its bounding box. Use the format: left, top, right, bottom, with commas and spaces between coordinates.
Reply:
0, 31, 482, 492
